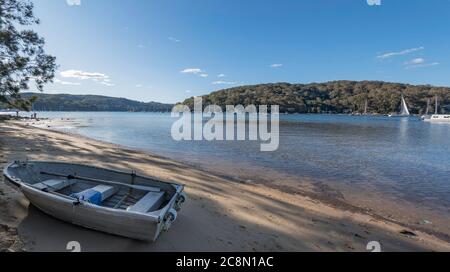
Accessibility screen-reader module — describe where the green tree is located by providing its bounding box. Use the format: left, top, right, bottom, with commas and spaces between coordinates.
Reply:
182, 81, 450, 114
0, 0, 56, 110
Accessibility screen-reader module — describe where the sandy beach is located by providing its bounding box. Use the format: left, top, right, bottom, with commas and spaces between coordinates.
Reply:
1, 119, 450, 252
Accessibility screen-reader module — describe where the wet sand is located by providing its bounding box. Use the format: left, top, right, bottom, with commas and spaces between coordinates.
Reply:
1, 120, 449, 252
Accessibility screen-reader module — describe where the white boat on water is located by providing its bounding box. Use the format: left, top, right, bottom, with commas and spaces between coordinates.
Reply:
424, 114, 450, 122
422, 96, 450, 123
388, 95, 410, 117
3, 161, 186, 241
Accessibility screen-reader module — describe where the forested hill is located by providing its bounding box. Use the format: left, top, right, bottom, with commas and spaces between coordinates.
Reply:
13, 93, 174, 112
182, 81, 450, 114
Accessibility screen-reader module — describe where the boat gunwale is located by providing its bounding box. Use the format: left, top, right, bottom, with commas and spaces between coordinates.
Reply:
2, 161, 185, 221
4, 160, 184, 188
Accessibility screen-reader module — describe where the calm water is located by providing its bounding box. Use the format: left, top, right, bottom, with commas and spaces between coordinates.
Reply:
29, 112, 450, 210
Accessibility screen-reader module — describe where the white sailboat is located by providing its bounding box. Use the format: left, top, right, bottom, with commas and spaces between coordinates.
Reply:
363, 99, 368, 115
389, 95, 410, 117
421, 98, 431, 120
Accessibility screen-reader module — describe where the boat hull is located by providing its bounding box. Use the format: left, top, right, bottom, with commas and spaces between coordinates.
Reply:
423, 115, 450, 123
388, 114, 410, 118
3, 161, 185, 242
21, 185, 163, 241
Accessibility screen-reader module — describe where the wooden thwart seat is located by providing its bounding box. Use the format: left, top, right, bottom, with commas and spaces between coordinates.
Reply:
71, 185, 119, 205
33, 179, 76, 192
127, 191, 165, 213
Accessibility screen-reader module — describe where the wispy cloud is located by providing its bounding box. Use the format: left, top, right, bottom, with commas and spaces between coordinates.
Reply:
169, 37, 181, 43
403, 58, 439, 69
181, 68, 211, 79
404, 58, 425, 65
217, 74, 226, 78
212, 81, 236, 85
406, 61, 439, 69
60, 69, 113, 86
66, 0, 81, 6
136, 84, 143, 88
61, 70, 108, 80
54, 79, 81, 86
377, 46, 424, 59
100, 82, 115, 87
180, 68, 203, 74
270, 64, 283, 68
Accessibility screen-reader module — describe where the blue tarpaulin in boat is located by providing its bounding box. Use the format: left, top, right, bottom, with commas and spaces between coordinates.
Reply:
71, 189, 102, 205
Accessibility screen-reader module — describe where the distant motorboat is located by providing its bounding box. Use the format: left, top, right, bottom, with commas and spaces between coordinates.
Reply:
422, 96, 450, 122
423, 114, 450, 122
389, 95, 410, 117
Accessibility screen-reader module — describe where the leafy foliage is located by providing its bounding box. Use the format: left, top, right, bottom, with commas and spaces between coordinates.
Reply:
0, 92, 174, 112
182, 81, 450, 114
0, 0, 56, 110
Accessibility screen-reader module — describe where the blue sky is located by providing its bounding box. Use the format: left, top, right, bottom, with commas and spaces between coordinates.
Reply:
31, 0, 450, 103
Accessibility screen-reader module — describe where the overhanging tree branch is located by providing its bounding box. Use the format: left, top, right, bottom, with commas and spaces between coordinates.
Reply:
0, 0, 56, 111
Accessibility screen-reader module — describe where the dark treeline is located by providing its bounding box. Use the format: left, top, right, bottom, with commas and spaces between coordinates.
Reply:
0, 93, 174, 112
182, 81, 450, 114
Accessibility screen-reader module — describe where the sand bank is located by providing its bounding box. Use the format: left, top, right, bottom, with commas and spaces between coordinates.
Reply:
1, 120, 449, 252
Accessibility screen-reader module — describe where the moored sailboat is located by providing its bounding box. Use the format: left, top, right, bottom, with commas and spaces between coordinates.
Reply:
389, 95, 411, 117
422, 96, 450, 122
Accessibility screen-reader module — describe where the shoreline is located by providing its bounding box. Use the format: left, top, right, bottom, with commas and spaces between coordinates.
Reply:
29, 117, 450, 243
1, 119, 450, 251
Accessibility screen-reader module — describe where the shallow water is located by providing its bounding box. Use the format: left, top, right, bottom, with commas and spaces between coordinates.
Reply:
27, 112, 450, 212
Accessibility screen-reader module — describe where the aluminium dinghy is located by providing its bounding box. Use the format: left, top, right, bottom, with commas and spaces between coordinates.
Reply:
3, 161, 186, 241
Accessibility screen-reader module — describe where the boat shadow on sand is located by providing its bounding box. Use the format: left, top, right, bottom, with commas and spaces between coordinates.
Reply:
18, 205, 160, 252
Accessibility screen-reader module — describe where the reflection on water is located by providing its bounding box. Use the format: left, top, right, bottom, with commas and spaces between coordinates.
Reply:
31, 112, 450, 211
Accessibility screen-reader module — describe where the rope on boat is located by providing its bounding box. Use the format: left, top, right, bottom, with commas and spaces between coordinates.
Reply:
40, 171, 161, 193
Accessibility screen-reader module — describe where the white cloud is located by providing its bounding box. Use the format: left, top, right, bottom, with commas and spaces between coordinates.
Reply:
60, 70, 109, 81
180, 68, 203, 74
407, 62, 439, 69
411, 58, 425, 64
212, 81, 236, 85
100, 82, 115, 87
169, 37, 181, 43
66, 0, 81, 6
270, 64, 283, 68
185, 90, 191, 93
181, 68, 211, 79
136, 84, 143, 88
403, 58, 439, 69
377, 46, 424, 59
60, 69, 113, 87
217, 74, 226, 78
404, 58, 425, 65
54, 79, 81, 86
